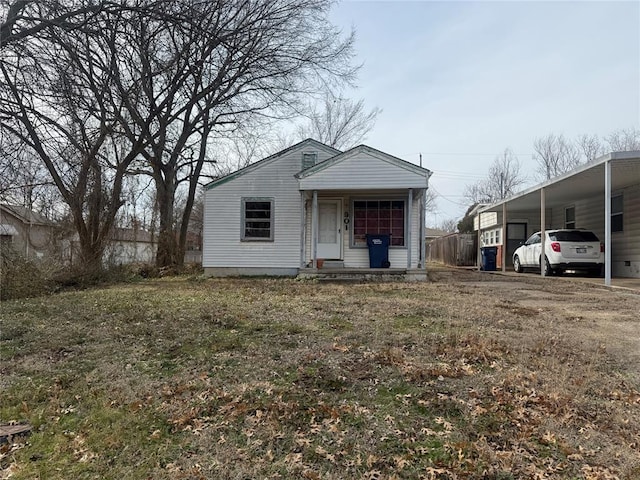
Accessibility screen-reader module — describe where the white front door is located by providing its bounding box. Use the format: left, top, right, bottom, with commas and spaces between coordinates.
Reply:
317, 200, 342, 259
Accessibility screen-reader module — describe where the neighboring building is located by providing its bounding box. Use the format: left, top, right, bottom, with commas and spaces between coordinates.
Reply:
0, 204, 57, 259
64, 227, 157, 265
425, 227, 449, 244
475, 151, 640, 282
104, 228, 157, 265
203, 139, 432, 278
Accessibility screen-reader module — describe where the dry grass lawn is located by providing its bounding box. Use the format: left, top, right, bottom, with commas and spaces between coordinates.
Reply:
1, 266, 639, 479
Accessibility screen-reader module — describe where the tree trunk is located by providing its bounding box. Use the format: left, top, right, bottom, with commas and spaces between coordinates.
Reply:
154, 169, 180, 268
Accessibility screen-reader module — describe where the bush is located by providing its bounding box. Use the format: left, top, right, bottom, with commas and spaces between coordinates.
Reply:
0, 247, 56, 300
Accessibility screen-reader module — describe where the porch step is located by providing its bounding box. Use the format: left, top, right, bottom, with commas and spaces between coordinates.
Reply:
298, 267, 426, 282
322, 260, 344, 269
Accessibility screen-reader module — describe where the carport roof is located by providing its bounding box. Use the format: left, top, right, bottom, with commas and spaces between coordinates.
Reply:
479, 151, 640, 213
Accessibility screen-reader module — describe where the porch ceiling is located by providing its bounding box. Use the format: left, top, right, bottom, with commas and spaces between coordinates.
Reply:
481, 155, 640, 213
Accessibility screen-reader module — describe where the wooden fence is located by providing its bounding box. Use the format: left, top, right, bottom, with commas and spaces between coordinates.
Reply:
427, 233, 477, 267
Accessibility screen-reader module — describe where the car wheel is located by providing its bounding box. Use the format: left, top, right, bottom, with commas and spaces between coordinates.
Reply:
513, 255, 523, 273
541, 256, 553, 276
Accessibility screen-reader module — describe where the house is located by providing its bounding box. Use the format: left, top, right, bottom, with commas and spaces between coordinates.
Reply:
0, 204, 57, 259
474, 151, 640, 284
203, 139, 432, 279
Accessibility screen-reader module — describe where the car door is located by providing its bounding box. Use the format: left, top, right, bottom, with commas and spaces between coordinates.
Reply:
523, 233, 541, 267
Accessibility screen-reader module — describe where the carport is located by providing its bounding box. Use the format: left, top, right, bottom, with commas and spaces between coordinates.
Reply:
477, 151, 640, 286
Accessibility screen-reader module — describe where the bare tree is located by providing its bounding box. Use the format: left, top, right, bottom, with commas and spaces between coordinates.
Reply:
576, 133, 605, 162
435, 218, 458, 233
0, 2, 151, 270
295, 90, 380, 150
533, 133, 582, 180
464, 149, 525, 204
605, 127, 640, 152
114, 0, 357, 267
2, 0, 357, 269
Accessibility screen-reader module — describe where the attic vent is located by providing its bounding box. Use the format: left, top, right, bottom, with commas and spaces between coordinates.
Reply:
302, 152, 318, 170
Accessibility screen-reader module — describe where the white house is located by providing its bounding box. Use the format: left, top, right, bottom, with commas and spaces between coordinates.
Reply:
475, 151, 640, 283
203, 139, 432, 279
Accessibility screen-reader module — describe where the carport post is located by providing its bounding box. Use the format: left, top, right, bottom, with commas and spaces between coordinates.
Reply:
604, 160, 612, 286
502, 202, 507, 272
477, 212, 482, 271
540, 187, 546, 277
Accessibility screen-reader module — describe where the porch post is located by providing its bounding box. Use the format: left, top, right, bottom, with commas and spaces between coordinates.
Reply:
312, 190, 318, 269
477, 212, 482, 271
604, 160, 612, 286
540, 187, 546, 276
420, 189, 427, 269
407, 189, 413, 269
502, 201, 507, 272
300, 191, 306, 268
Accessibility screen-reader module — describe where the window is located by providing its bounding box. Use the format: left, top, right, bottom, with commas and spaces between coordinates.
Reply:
565, 206, 575, 229
0, 234, 12, 247
242, 198, 274, 241
550, 230, 599, 242
611, 194, 623, 232
525, 233, 541, 245
302, 152, 318, 170
482, 228, 502, 246
352, 200, 405, 247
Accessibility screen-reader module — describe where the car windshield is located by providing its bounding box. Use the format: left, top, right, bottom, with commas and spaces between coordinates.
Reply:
549, 231, 599, 242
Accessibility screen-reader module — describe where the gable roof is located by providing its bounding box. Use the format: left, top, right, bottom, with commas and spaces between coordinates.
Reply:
295, 144, 432, 179
0, 204, 53, 226
204, 138, 341, 190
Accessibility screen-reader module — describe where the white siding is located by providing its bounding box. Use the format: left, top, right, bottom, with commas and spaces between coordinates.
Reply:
203, 143, 337, 268
304, 190, 424, 269
550, 183, 640, 277
299, 151, 428, 190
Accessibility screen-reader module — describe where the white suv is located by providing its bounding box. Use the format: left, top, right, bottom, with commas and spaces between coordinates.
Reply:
513, 229, 604, 276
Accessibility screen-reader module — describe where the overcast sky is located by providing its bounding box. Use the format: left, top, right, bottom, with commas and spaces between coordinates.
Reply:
329, 0, 640, 226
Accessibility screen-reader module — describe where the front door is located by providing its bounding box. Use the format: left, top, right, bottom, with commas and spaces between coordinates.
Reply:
317, 200, 342, 259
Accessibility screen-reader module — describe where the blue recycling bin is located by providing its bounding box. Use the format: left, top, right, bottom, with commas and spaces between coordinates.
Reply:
480, 246, 497, 271
366, 234, 390, 268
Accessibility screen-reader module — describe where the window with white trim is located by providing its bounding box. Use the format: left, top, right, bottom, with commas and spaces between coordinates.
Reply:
241, 198, 274, 241
565, 206, 575, 229
482, 227, 503, 246
352, 199, 405, 247
611, 194, 623, 232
